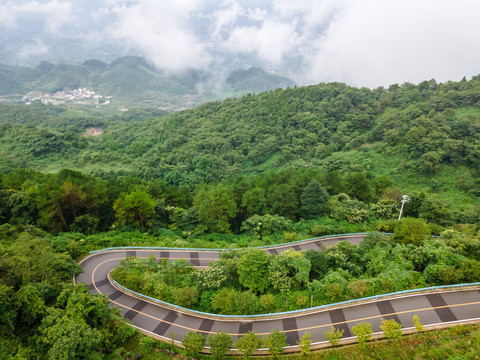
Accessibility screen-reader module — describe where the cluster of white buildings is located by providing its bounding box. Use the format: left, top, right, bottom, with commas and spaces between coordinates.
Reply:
53, 88, 98, 100
23, 88, 111, 106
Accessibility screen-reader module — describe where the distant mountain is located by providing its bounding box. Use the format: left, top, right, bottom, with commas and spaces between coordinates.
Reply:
0, 57, 295, 110
226, 67, 295, 93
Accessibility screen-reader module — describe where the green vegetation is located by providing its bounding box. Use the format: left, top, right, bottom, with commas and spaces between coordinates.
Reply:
0, 225, 177, 360
0, 57, 295, 110
235, 331, 262, 359
111, 231, 480, 315
263, 329, 288, 358
352, 322, 373, 349
325, 326, 344, 346
380, 318, 403, 340
2, 74, 480, 358
413, 315, 425, 333
226, 67, 295, 94
207, 332, 233, 360
298, 331, 312, 356
1, 76, 480, 219
265, 324, 480, 359
182, 331, 206, 358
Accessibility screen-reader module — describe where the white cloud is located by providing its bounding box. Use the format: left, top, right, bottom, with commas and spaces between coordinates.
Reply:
225, 20, 299, 63
215, 0, 339, 65
18, 40, 49, 59
0, 1, 74, 32
211, 0, 243, 38
305, 0, 480, 87
2, 0, 480, 87
109, 0, 210, 71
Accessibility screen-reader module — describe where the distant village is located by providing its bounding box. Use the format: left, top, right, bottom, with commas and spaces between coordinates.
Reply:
23, 88, 112, 107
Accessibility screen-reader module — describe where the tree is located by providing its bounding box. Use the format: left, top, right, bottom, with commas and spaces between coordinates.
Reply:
298, 331, 311, 356
211, 288, 238, 314
32, 179, 70, 232
380, 318, 402, 340
270, 250, 311, 290
413, 315, 424, 333
241, 214, 290, 239
417, 151, 443, 173
260, 293, 275, 313
241, 187, 267, 217
235, 331, 261, 359
263, 329, 287, 358
39, 308, 103, 360
139, 336, 156, 353
116, 323, 137, 342
324, 326, 343, 346
305, 250, 329, 280
194, 185, 237, 233
0, 284, 16, 333
394, 217, 430, 246
300, 180, 328, 219
182, 331, 206, 358
327, 193, 369, 223
349, 279, 368, 298
113, 189, 155, 232
233, 290, 261, 315
344, 172, 374, 203
207, 332, 232, 360
237, 249, 270, 293
171, 286, 198, 308
418, 195, 452, 225
267, 184, 299, 220
352, 322, 372, 349
15, 284, 46, 325
61, 181, 87, 220
296, 294, 308, 308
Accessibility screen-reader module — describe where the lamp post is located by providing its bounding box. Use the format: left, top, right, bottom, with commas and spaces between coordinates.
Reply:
398, 195, 410, 220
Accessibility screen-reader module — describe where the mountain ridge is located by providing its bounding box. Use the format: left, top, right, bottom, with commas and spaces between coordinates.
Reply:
0, 56, 296, 110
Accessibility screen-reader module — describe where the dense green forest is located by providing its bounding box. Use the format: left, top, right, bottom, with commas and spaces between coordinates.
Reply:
0, 225, 177, 359
1, 76, 480, 198
2, 76, 480, 234
1, 75, 480, 358
112, 231, 480, 315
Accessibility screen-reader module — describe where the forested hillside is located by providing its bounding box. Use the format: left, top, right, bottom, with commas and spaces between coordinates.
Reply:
1, 76, 480, 207
1, 76, 480, 358
0, 57, 295, 110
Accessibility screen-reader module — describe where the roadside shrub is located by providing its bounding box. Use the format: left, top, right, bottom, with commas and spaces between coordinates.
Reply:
324, 326, 343, 346
380, 318, 402, 340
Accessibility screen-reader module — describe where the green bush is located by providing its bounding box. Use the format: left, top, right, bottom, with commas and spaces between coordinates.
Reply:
380, 318, 402, 340
352, 322, 372, 349
324, 326, 344, 346
182, 331, 206, 357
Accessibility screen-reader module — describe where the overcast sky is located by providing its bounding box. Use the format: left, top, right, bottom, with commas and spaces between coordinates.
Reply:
1, 0, 480, 88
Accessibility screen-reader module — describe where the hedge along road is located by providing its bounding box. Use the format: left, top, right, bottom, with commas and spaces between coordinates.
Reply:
76, 234, 480, 353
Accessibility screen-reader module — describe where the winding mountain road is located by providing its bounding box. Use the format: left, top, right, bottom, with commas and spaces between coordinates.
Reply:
76, 234, 480, 353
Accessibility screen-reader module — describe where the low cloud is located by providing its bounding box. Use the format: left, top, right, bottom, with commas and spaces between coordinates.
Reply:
108, 0, 211, 72
224, 20, 299, 63
18, 40, 49, 60
0, 1, 74, 32
305, 0, 480, 87
3, 0, 480, 86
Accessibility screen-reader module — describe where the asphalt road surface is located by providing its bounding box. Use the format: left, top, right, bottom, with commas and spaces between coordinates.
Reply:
76, 234, 480, 352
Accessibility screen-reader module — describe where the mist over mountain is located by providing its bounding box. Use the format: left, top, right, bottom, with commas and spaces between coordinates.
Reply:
2, 1, 480, 88
0, 56, 296, 110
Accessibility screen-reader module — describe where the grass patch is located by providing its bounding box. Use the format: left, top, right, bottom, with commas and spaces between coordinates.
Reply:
226, 324, 480, 359
112, 323, 480, 359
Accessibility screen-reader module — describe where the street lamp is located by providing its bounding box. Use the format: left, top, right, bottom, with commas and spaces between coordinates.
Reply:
398, 195, 410, 220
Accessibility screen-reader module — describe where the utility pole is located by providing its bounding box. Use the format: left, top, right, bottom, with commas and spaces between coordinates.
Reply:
398, 195, 410, 220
